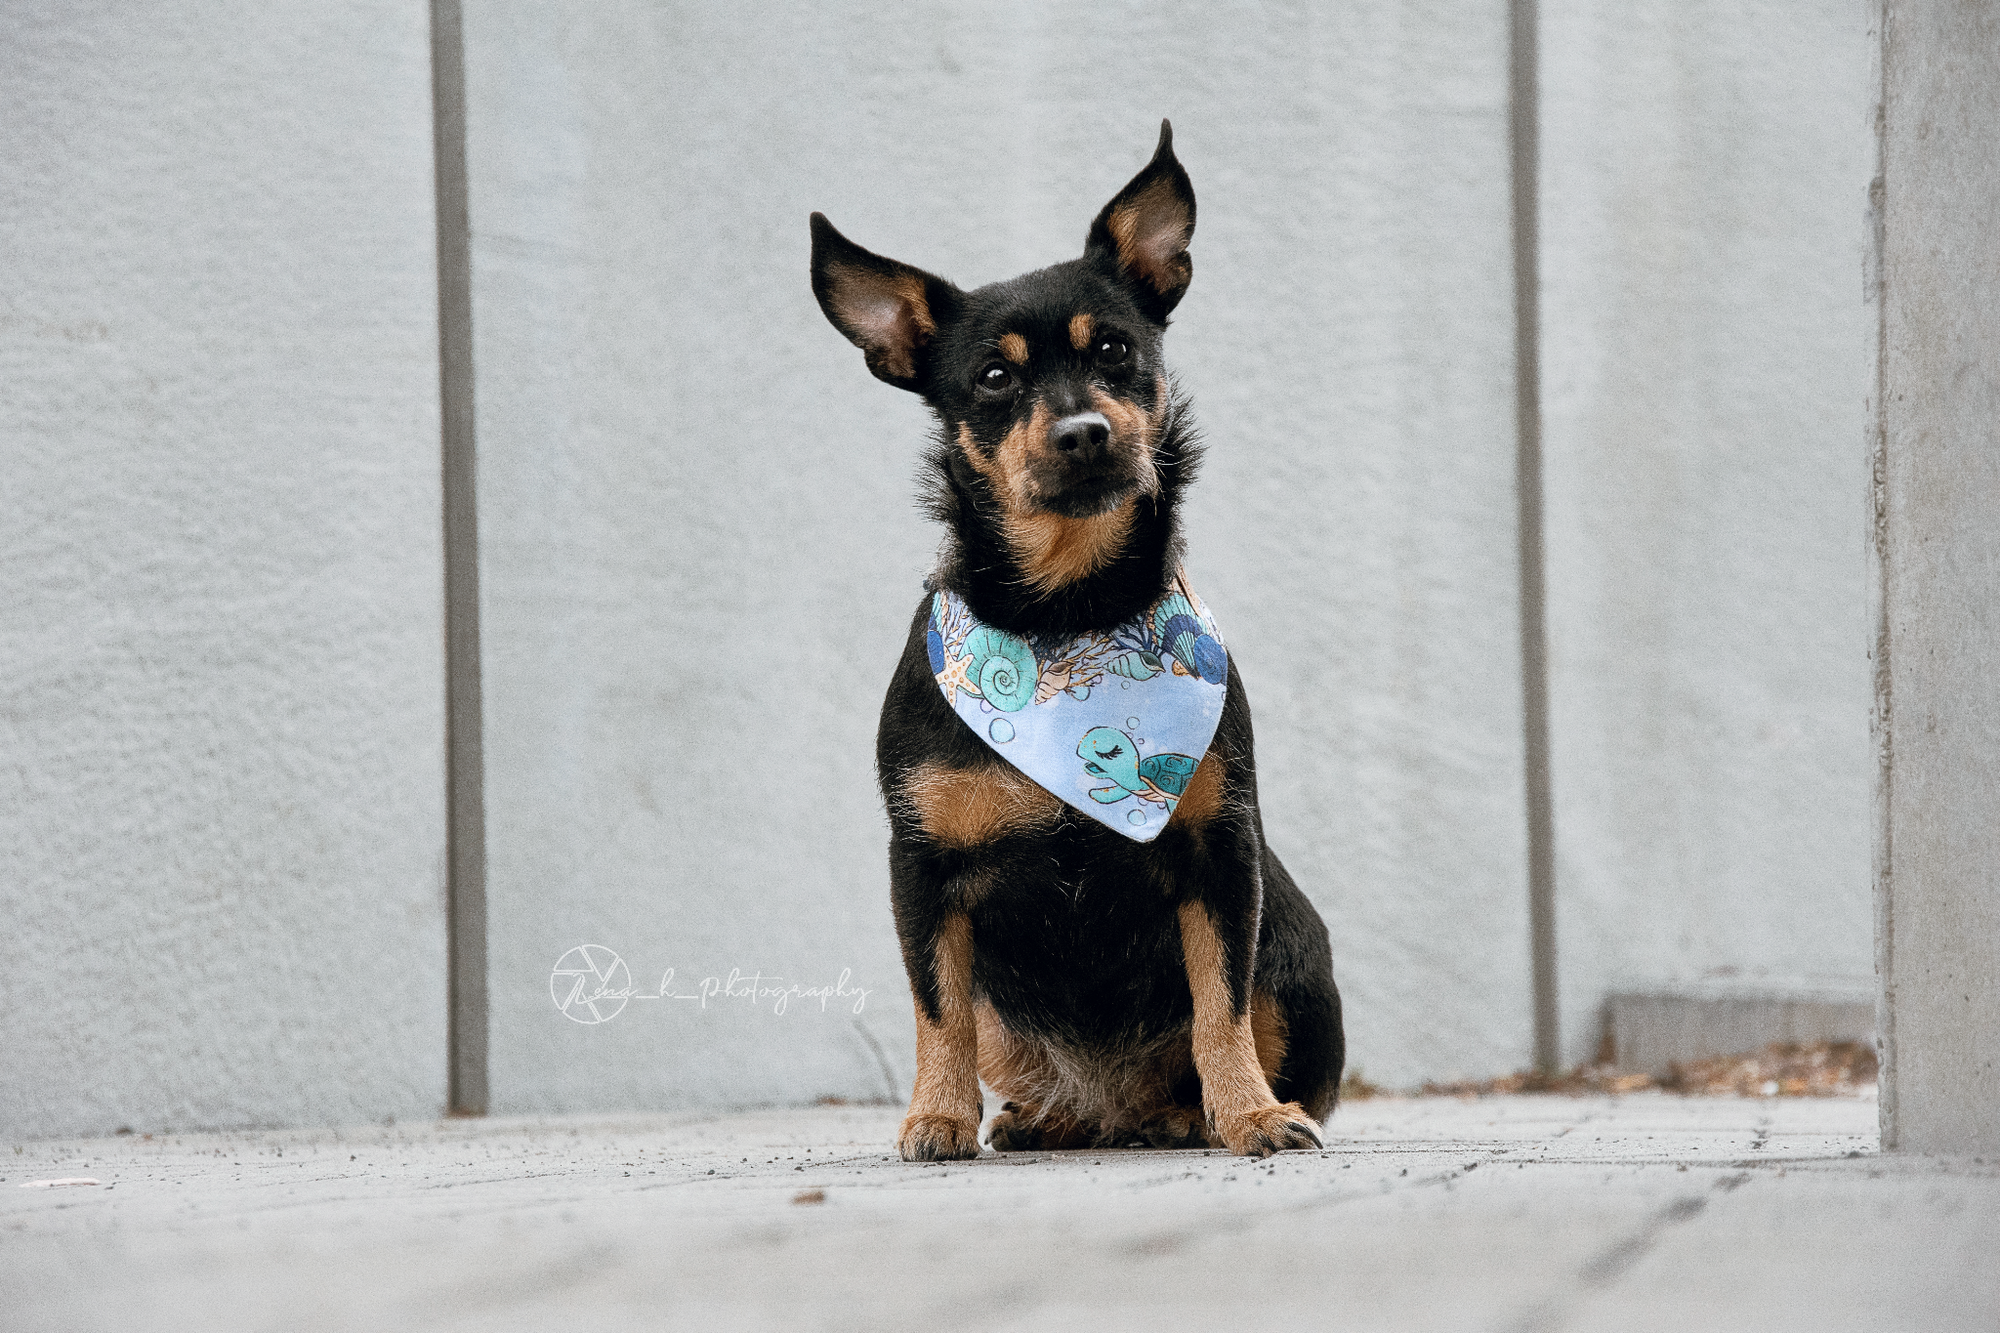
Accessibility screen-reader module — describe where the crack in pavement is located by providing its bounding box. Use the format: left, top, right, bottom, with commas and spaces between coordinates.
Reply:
1503, 1173, 1750, 1332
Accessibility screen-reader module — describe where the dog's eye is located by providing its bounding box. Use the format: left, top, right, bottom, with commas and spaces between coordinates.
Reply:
1095, 338, 1130, 366
977, 364, 1015, 393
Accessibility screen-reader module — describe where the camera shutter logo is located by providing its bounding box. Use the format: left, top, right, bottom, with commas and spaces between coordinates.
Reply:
550, 944, 629, 1024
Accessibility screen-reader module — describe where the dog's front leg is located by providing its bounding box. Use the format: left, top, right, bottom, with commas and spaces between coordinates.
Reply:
1178, 896, 1323, 1158
896, 906, 983, 1161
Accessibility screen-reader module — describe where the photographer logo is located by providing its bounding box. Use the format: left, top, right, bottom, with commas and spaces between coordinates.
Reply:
549, 944, 630, 1024
547, 945, 871, 1023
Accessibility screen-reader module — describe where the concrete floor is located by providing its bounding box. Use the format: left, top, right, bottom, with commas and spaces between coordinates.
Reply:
3, 1092, 1995, 1332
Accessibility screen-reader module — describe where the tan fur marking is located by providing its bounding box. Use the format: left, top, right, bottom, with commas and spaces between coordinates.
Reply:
1179, 902, 1320, 1155
1090, 387, 1161, 497
1252, 991, 1290, 1084
975, 1000, 1036, 1097
988, 403, 1049, 506
826, 266, 935, 381
901, 914, 981, 1159
1069, 312, 1095, 350
962, 389, 1155, 596
1107, 178, 1193, 295
1005, 502, 1137, 595
998, 332, 1029, 365
1178, 900, 1276, 1120
1165, 751, 1227, 830
956, 422, 997, 481
893, 273, 937, 336
904, 762, 1059, 848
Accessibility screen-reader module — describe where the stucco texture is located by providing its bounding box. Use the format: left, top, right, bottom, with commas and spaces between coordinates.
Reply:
466, 0, 1532, 1106
1538, 0, 1874, 1062
0, 3, 449, 1137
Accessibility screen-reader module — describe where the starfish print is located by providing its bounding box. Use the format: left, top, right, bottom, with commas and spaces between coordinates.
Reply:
936, 649, 975, 705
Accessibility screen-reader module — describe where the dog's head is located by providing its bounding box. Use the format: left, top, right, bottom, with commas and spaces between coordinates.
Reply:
810, 122, 1195, 535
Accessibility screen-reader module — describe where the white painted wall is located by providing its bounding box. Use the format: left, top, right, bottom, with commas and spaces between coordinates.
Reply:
1538, 0, 1874, 1063
466, 0, 1531, 1105
0, 3, 448, 1138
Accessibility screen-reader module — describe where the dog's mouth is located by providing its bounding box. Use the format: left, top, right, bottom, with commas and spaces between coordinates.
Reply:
1020, 410, 1157, 518
1026, 471, 1142, 519
960, 407, 1158, 524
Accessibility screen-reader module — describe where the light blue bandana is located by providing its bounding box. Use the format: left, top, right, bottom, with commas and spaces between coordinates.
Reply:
926, 573, 1228, 843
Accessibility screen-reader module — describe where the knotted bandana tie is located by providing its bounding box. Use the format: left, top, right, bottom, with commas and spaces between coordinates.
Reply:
926, 574, 1229, 843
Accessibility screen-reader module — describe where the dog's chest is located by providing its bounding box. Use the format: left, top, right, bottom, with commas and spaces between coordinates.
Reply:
960, 831, 1194, 1037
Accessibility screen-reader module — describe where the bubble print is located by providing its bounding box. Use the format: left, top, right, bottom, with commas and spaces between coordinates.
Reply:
925, 583, 1229, 844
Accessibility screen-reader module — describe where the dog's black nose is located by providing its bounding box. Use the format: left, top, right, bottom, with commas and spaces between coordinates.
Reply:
1049, 411, 1111, 461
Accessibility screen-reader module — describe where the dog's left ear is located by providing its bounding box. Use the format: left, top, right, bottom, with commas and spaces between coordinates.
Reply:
1085, 119, 1196, 322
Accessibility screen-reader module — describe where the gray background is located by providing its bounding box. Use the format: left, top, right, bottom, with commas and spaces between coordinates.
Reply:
1, 3, 449, 1135
3, 0, 1872, 1137
1538, 0, 1871, 1062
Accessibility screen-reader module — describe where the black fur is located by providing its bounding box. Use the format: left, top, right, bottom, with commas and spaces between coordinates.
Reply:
813, 121, 1344, 1155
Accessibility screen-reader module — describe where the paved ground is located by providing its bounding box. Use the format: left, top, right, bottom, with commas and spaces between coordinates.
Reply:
4, 1092, 1995, 1332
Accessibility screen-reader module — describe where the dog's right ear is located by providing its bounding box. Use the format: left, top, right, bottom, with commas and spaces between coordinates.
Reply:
810, 214, 958, 393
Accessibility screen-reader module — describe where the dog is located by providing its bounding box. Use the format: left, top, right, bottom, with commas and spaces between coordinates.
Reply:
809, 121, 1344, 1161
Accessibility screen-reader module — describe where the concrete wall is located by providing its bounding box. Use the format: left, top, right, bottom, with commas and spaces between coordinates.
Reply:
466, 0, 1531, 1105
1874, 0, 2000, 1155
0, 3, 449, 1137
1, 1, 1890, 1138
1538, 0, 1874, 1063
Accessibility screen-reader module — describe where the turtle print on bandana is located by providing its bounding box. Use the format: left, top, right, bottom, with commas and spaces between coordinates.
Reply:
926, 573, 1228, 843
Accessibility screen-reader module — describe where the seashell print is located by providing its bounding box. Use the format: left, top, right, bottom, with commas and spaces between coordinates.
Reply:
1106, 649, 1163, 680
1033, 660, 1073, 704
1189, 633, 1228, 684
1151, 594, 1197, 644
965, 625, 1037, 712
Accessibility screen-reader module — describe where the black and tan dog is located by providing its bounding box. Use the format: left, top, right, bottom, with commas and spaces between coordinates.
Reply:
810, 122, 1344, 1161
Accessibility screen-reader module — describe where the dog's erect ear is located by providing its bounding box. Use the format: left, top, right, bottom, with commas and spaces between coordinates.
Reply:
1085, 120, 1196, 321
810, 213, 958, 392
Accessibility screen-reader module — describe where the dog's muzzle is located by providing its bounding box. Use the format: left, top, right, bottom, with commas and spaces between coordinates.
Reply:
1048, 412, 1112, 463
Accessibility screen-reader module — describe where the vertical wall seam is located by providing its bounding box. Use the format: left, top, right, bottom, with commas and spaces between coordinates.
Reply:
1510, 0, 1561, 1076
431, 0, 488, 1116
1866, 0, 1894, 1151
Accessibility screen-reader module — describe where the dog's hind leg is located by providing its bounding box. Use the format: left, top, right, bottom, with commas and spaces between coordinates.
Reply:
1254, 846, 1346, 1121
975, 1002, 1098, 1151
986, 1102, 1095, 1152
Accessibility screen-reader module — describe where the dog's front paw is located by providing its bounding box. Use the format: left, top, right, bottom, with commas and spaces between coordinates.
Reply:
1215, 1102, 1323, 1158
898, 1112, 982, 1162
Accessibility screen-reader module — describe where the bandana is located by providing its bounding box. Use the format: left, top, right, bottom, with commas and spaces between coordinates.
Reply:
926, 573, 1228, 843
